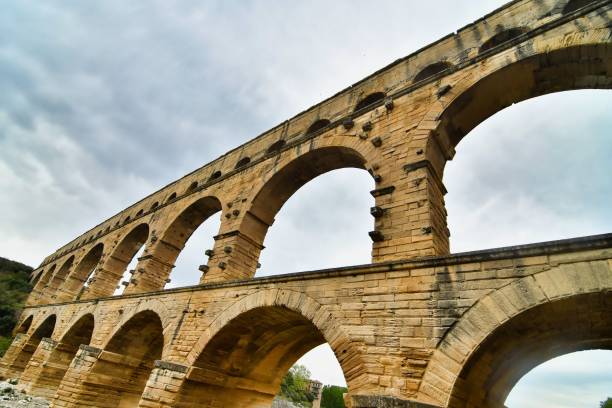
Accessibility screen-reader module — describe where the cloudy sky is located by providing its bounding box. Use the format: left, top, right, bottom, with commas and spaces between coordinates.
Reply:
1, 1, 610, 406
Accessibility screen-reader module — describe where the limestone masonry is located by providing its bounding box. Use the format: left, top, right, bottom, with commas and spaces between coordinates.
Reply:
1, 0, 611, 407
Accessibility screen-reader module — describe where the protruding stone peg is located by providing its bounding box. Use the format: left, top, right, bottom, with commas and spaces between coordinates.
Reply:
198, 265, 209, 273
165, 278, 171, 283
437, 84, 452, 98
369, 230, 384, 242
371, 136, 382, 147
370, 206, 384, 218
223, 246, 232, 254
362, 121, 373, 132
421, 226, 433, 234
205, 249, 214, 257
384, 97, 394, 111
343, 118, 354, 130
218, 262, 227, 270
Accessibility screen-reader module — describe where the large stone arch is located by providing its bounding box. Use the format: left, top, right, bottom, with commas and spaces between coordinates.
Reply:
411, 27, 612, 259
125, 196, 223, 293
99, 298, 174, 353
83, 223, 150, 299
176, 288, 367, 407
205, 144, 373, 283
419, 258, 612, 407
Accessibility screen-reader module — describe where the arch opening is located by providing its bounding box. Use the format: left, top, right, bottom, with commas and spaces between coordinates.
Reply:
25, 314, 94, 398
77, 311, 164, 407
414, 61, 454, 83
354, 92, 385, 112
439, 43, 612, 252
446, 292, 612, 408
563, 0, 598, 14
244, 146, 372, 276
9, 315, 56, 377
63, 243, 104, 301
15, 316, 33, 335
86, 223, 149, 299
175, 306, 346, 408
153, 197, 222, 289
305, 119, 331, 135
46, 257, 74, 301
479, 27, 529, 54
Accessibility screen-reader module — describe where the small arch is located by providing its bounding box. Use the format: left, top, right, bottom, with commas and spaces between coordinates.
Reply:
152, 197, 222, 288
136, 209, 144, 217
354, 92, 386, 112
235, 156, 251, 169
8, 314, 56, 376
124, 216, 132, 224
114, 221, 120, 227
35, 264, 56, 291
46, 256, 75, 297
305, 119, 331, 135
15, 315, 33, 334
85, 223, 149, 299
187, 181, 199, 192
64, 243, 104, 300
104, 226, 110, 233
167, 192, 177, 202
413, 61, 454, 83
267, 139, 287, 154
150, 201, 159, 210
479, 27, 529, 54
209, 170, 222, 181
562, 0, 597, 14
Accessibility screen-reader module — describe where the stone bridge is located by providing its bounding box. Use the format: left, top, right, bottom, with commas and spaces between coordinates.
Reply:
1, 0, 611, 407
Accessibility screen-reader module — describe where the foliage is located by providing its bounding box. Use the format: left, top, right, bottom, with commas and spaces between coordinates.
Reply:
278, 364, 315, 407
0, 257, 33, 356
320, 385, 347, 408
601, 398, 612, 408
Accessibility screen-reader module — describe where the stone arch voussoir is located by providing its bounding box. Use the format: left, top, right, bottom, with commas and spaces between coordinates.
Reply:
419, 259, 612, 406
186, 288, 363, 383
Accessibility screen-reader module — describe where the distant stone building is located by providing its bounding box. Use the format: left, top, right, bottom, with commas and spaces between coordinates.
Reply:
308, 380, 323, 408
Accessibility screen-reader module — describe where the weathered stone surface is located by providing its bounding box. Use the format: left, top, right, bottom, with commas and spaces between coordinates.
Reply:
3, 1, 612, 407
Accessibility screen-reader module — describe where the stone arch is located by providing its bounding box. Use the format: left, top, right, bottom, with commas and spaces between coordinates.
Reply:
478, 27, 529, 54
414, 35, 612, 257
178, 289, 365, 407
21, 313, 95, 398
132, 196, 222, 292
7, 314, 56, 377
46, 257, 74, 301
33, 264, 56, 293
61, 242, 104, 301
419, 260, 612, 407
414, 61, 454, 83
222, 146, 370, 281
84, 223, 150, 299
70, 310, 165, 407
14, 315, 33, 335
305, 118, 331, 135
563, 0, 598, 14
354, 91, 386, 112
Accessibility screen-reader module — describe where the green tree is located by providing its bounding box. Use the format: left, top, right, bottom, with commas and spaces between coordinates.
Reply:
601, 398, 612, 408
278, 364, 315, 407
320, 385, 347, 408
0, 257, 33, 356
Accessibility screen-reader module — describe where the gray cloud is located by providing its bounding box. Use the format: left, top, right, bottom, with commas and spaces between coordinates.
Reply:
1, 0, 611, 398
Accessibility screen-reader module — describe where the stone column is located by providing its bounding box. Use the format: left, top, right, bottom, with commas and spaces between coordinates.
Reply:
0, 334, 29, 380
52, 346, 156, 408
138, 361, 188, 408
124, 253, 173, 295
18, 338, 83, 399
202, 229, 264, 284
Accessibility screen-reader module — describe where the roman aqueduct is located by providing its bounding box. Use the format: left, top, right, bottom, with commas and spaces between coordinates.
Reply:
1, 0, 611, 406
